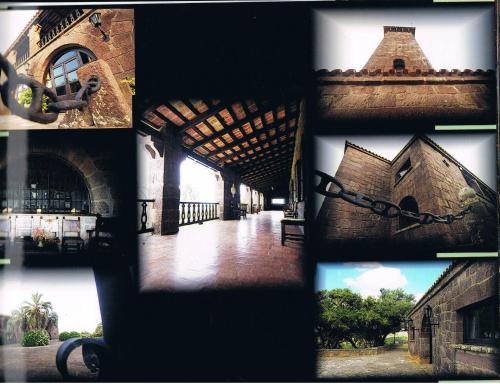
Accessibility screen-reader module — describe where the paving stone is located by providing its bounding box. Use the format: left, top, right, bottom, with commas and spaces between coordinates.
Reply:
317, 346, 434, 379
0, 340, 95, 381
140, 211, 304, 291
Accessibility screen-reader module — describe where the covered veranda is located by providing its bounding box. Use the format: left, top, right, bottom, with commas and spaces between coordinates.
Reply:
138, 97, 305, 290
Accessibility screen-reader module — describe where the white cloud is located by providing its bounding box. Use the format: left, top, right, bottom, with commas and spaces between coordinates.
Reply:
343, 266, 408, 298
343, 262, 383, 271
414, 292, 424, 303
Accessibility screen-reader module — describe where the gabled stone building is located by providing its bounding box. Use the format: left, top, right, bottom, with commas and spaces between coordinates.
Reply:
316, 26, 496, 123
406, 260, 499, 378
316, 135, 497, 251
1, 8, 134, 128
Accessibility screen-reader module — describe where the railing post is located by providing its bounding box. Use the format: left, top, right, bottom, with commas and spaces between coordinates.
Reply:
137, 199, 155, 234
178, 202, 220, 226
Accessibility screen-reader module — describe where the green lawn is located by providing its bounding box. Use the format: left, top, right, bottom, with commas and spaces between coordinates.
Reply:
384, 333, 408, 345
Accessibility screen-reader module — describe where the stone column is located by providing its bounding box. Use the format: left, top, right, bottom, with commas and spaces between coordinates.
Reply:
160, 129, 185, 235
60, 59, 132, 128
250, 188, 253, 213
222, 169, 240, 220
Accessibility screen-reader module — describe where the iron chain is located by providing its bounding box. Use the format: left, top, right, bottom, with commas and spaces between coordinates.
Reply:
314, 170, 472, 225
0, 53, 100, 124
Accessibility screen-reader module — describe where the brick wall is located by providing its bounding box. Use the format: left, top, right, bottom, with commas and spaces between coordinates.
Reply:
317, 76, 496, 123
407, 261, 498, 378
316, 144, 391, 244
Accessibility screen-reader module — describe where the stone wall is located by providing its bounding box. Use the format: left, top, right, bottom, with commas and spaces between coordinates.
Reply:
1, 131, 133, 217
363, 28, 432, 72
2, 8, 134, 127
316, 73, 496, 123
319, 344, 396, 358
407, 260, 498, 378
137, 134, 165, 234
316, 136, 496, 250
316, 144, 391, 245
0, 314, 9, 344
222, 169, 241, 220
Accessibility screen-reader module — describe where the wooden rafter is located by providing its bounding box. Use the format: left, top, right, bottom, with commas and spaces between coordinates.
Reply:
141, 98, 301, 191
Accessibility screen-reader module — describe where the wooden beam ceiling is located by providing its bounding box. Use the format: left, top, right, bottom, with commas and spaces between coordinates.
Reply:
141, 98, 300, 191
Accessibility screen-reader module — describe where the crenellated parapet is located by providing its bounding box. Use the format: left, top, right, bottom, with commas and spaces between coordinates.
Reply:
317, 68, 495, 78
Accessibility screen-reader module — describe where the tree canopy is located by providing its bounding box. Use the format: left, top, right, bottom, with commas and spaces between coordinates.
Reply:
317, 288, 415, 349
5, 292, 58, 344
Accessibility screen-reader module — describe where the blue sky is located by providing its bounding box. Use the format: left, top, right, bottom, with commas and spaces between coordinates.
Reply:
316, 262, 451, 301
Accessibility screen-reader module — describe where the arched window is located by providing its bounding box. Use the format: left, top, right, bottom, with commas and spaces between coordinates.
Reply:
0, 155, 90, 214
393, 58, 405, 72
399, 196, 419, 229
45, 48, 96, 99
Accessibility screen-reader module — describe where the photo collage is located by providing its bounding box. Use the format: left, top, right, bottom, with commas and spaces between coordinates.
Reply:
0, 1, 498, 382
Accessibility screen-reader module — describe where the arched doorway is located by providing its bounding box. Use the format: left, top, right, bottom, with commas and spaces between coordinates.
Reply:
44, 47, 97, 99
419, 313, 432, 363
0, 154, 90, 214
399, 196, 419, 229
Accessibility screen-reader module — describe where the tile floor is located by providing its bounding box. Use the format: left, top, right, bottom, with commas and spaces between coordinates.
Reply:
140, 211, 304, 291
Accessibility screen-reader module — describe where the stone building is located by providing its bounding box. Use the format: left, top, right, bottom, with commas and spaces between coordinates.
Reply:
0, 130, 136, 255
1, 8, 134, 128
137, 97, 306, 290
406, 260, 499, 378
315, 135, 496, 252
316, 26, 496, 124
138, 98, 304, 236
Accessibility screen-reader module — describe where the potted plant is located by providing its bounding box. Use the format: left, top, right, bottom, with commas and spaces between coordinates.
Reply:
32, 228, 51, 248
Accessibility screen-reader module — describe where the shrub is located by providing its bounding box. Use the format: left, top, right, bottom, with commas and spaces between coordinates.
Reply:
120, 77, 135, 95
17, 87, 49, 112
93, 323, 103, 337
80, 331, 92, 338
22, 330, 49, 347
59, 331, 81, 341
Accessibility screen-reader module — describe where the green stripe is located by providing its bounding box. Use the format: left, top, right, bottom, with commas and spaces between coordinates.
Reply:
435, 125, 496, 131
436, 252, 498, 258
0, 259, 11, 265
0, 131, 9, 137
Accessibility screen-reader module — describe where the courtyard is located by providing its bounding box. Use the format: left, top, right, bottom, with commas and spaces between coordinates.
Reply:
317, 345, 433, 380
0, 340, 93, 382
140, 210, 303, 291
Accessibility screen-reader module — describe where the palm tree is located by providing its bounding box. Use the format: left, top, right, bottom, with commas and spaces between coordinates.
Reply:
21, 292, 53, 332
5, 308, 26, 343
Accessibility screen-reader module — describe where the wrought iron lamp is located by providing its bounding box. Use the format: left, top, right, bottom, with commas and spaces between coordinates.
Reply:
404, 318, 414, 330
89, 13, 110, 42
424, 305, 440, 326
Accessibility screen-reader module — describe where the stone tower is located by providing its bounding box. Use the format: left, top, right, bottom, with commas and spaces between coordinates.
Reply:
315, 26, 496, 123
363, 26, 433, 72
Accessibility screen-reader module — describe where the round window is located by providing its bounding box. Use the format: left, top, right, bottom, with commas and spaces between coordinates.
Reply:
45, 48, 96, 99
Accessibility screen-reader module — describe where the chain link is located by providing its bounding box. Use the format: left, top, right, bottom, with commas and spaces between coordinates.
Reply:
314, 170, 472, 225
0, 53, 100, 124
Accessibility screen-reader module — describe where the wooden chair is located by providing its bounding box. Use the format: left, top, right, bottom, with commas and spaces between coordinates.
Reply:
87, 216, 120, 253
61, 217, 84, 253
280, 218, 305, 246
239, 204, 248, 219
0, 216, 11, 249
283, 201, 297, 218
14, 216, 35, 248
